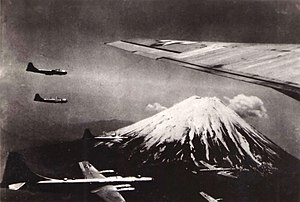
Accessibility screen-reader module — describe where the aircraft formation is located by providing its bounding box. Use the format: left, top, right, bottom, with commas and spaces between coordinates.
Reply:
6, 127, 238, 201
6, 39, 299, 201
26, 62, 67, 76
26, 62, 68, 103
8, 161, 152, 202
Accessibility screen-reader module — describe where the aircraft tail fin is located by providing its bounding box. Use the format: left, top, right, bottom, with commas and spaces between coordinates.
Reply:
82, 128, 95, 139
26, 62, 38, 71
34, 93, 43, 101
1, 152, 48, 188
78, 161, 103, 179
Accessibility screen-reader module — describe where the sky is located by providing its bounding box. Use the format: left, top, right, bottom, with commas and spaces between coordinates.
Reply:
1, 0, 300, 178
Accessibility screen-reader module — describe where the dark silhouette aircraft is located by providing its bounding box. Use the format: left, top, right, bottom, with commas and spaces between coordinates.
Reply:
26, 62, 67, 75
8, 161, 152, 202
34, 93, 68, 104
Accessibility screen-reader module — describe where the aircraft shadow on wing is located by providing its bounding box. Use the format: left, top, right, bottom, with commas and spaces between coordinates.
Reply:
26, 62, 67, 75
34, 93, 68, 104
8, 161, 152, 202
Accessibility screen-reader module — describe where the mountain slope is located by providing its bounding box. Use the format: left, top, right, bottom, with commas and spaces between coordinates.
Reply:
105, 96, 298, 175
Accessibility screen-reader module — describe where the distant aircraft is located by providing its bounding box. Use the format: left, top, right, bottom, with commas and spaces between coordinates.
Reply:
8, 161, 152, 202
96, 131, 129, 140
188, 159, 249, 180
26, 62, 67, 75
196, 161, 243, 202
82, 129, 128, 147
198, 160, 247, 179
199, 191, 222, 202
34, 93, 68, 104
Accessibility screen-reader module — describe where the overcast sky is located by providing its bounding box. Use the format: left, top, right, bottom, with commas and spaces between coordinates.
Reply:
1, 0, 300, 168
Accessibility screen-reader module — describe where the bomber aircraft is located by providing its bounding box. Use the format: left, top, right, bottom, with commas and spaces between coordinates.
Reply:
8, 161, 152, 202
34, 93, 68, 104
26, 62, 67, 75
82, 129, 128, 147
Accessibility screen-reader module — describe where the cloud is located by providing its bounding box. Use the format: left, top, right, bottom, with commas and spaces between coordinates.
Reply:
295, 127, 300, 135
145, 102, 167, 113
0, 68, 5, 79
225, 94, 267, 118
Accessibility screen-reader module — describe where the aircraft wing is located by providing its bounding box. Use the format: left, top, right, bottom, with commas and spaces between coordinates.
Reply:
37, 177, 152, 185
106, 39, 300, 101
77, 161, 151, 202
78, 161, 126, 202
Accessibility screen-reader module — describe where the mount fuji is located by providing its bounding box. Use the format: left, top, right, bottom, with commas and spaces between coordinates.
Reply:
103, 96, 299, 176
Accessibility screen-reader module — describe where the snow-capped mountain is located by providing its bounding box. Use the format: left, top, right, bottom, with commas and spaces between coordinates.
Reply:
105, 96, 295, 175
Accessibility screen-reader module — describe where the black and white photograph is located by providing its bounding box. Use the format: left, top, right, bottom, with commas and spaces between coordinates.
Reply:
1, 0, 300, 201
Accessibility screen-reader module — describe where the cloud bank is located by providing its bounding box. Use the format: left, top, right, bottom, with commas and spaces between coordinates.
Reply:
145, 102, 167, 113
225, 94, 267, 118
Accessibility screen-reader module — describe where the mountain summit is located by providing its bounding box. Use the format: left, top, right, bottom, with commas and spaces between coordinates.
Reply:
107, 96, 296, 175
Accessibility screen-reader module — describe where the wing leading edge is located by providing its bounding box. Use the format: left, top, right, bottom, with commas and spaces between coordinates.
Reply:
77, 161, 152, 202
106, 40, 300, 101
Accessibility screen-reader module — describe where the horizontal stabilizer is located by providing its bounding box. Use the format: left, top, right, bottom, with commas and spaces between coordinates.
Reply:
8, 182, 26, 190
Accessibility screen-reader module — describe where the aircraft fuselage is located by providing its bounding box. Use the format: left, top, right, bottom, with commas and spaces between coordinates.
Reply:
34, 93, 68, 104
29, 69, 67, 75
35, 98, 68, 104
26, 62, 67, 75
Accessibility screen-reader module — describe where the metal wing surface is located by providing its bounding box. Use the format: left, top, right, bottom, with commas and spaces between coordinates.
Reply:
78, 161, 126, 202
106, 39, 300, 101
